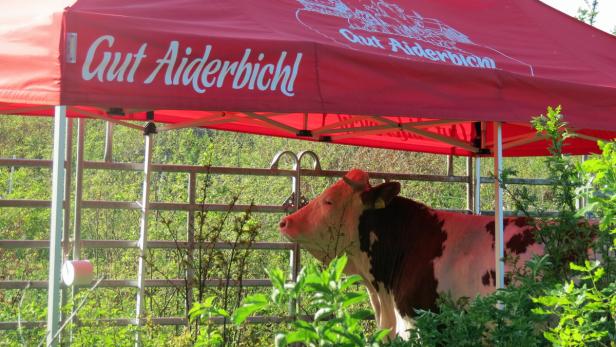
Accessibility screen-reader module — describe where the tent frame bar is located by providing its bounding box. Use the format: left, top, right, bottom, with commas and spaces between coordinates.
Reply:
69, 107, 144, 131
374, 116, 480, 153
493, 122, 505, 290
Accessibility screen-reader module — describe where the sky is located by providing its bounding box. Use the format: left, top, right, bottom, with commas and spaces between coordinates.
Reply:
540, 0, 616, 33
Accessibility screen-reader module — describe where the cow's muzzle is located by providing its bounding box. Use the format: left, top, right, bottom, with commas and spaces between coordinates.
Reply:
279, 216, 293, 237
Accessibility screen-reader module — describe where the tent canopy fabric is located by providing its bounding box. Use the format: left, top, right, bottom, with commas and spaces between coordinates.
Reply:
1, 0, 615, 156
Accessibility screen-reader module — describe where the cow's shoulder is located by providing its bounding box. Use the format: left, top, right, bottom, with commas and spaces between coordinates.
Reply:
358, 196, 448, 317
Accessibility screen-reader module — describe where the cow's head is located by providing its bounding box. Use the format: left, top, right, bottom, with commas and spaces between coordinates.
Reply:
279, 169, 400, 263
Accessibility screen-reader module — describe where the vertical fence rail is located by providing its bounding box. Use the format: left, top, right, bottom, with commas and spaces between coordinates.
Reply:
104, 122, 114, 163
289, 159, 301, 317
186, 172, 196, 316
474, 157, 482, 214
72, 119, 86, 262
59, 118, 73, 346
69, 118, 86, 343
466, 157, 473, 212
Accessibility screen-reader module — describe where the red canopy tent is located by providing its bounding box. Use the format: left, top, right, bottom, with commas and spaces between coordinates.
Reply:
1, 0, 615, 156
1, 1, 615, 344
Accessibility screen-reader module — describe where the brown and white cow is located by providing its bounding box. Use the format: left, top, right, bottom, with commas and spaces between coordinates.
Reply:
279, 169, 542, 338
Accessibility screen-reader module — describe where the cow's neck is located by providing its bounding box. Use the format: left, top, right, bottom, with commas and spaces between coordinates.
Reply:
356, 196, 447, 317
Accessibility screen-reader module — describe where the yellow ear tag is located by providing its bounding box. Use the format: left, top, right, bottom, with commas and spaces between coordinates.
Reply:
374, 198, 386, 209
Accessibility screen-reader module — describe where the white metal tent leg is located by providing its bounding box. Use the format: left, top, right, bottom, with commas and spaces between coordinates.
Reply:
46, 106, 67, 347
136, 124, 155, 346
493, 122, 505, 289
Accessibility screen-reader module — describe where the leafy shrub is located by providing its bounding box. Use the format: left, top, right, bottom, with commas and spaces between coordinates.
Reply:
533, 261, 616, 346
188, 296, 230, 346
233, 254, 389, 347
528, 106, 595, 278
578, 140, 616, 286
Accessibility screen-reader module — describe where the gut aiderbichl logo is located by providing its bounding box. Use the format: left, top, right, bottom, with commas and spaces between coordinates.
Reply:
296, 0, 533, 75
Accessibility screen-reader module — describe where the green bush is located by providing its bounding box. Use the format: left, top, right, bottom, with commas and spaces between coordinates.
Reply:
533, 261, 615, 346
233, 254, 389, 347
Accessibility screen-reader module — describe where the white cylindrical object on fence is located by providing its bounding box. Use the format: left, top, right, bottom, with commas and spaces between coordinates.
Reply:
61, 260, 94, 286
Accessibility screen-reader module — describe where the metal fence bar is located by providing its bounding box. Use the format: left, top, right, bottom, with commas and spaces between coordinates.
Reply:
0, 279, 272, 290
0, 157, 553, 186
0, 240, 297, 250
0, 314, 318, 330
0, 158, 53, 168
80, 201, 287, 213
0, 200, 51, 208
480, 177, 553, 185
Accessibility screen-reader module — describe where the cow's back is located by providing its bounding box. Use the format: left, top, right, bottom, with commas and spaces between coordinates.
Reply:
433, 211, 541, 300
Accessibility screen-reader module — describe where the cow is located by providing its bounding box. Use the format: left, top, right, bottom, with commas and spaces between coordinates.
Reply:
278, 169, 542, 339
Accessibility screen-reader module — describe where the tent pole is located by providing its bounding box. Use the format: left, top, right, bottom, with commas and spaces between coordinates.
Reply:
46, 105, 67, 347
493, 122, 505, 289
135, 123, 155, 346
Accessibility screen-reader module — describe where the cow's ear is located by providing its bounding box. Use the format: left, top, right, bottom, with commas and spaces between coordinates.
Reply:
361, 182, 400, 209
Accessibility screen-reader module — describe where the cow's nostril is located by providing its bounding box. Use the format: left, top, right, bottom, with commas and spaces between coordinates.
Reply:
279, 219, 287, 229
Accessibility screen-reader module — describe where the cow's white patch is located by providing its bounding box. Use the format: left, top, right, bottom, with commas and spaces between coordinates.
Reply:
433, 211, 499, 298
377, 287, 397, 336
369, 231, 378, 248
433, 211, 544, 299
394, 307, 413, 340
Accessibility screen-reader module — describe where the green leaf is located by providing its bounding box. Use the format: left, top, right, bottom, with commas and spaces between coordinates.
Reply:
284, 330, 314, 344
350, 309, 373, 321
371, 329, 391, 342
341, 292, 367, 309
306, 282, 330, 293
340, 274, 363, 291
593, 267, 605, 282
232, 294, 268, 325
214, 308, 229, 317
267, 268, 286, 290
333, 254, 348, 280
203, 295, 216, 307
569, 262, 586, 272
314, 307, 334, 321
274, 333, 287, 347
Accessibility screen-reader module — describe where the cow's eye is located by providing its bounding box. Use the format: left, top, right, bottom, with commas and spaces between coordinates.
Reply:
324, 199, 333, 205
